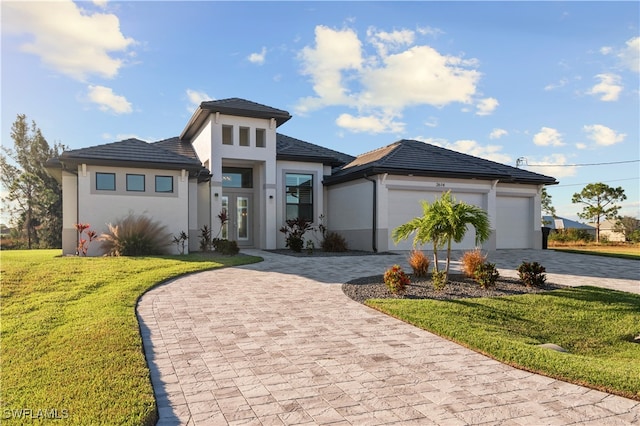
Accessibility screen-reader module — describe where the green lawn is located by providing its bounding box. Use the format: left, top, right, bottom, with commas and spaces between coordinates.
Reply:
1, 250, 262, 425
367, 286, 640, 401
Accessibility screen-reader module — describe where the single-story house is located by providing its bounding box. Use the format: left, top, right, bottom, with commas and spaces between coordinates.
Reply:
590, 219, 626, 242
542, 215, 596, 236
46, 98, 558, 256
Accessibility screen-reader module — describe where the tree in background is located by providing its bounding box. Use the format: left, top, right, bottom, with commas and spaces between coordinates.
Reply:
0, 114, 66, 248
614, 216, 640, 243
541, 187, 557, 225
571, 183, 626, 243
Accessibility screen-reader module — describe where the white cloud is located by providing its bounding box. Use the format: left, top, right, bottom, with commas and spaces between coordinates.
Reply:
247, 47, 267, 65
3, 0, 134, 81
533, 127, 564, 147
186, 89, 212, 113
366, 27, 415, 57
544, 78, 568, 91
336, 113, 405, 134
424, 117, 438, 128
296, 25, 485, 133
476, 97, 498, 116
489, 128, 508, 139
526, 154, 577, 178
599, 46, 613, 55
416, 137, 512, 164
416, 26, 444, 37
575, 143, 587, 150
587, 73, 622, 101
87, 85, 132, 114
583, 124, 626, 146
618, 37, 640, 73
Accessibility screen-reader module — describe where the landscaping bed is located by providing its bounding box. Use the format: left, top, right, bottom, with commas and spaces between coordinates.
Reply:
343, 273, 565, 304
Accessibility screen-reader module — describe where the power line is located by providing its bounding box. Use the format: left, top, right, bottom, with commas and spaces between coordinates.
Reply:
519, 159, 640, 167
553, 177, 639, 188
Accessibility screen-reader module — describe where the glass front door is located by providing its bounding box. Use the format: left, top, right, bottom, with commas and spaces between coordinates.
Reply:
221, 194, 252, 246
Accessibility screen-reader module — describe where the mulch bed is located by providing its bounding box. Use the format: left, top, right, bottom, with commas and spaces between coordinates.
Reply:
343, 273, 565, 304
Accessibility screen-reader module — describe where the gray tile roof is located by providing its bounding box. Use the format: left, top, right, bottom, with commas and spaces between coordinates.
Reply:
201, 98, 292, 127
327, 139, 558, 185
57, 138, 204, 171
276, 133, 355, 167
151, 137, 200, 161
543, 216, 595, 230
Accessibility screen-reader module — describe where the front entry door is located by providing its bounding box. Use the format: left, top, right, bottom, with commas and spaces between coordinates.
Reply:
221, 194, 253, 247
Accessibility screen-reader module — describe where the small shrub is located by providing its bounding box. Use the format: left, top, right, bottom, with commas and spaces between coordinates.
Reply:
74, 223, 98, 256
279, 218, 312, 253
408, 250, 430, 277
460, 248, 487, 278
321, 231, 348, 252
212, 238, 239, 255
99, 214, 172, 256
431, 270, 447, 291
383, 265, 410, 295
517, 261, 547, 287
474, 262, 500, 289
172, 231, 188, 255
199, 225, 212, 251
305, 239, 315, 254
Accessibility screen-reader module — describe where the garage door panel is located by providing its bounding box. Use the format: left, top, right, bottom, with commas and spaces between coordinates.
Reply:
496, 196, 531, 249
388, 190, 483, 251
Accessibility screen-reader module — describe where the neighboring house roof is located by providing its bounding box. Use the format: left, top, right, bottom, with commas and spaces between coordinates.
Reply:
45, 138, 209, 182
325, 139, 558, 186
181, 98, 292, 140
543, 216, 595, 231
276, 133, 355, 167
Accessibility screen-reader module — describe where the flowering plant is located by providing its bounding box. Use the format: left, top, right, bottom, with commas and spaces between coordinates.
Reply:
74, 223, 98, 256
383, 264, 410, 294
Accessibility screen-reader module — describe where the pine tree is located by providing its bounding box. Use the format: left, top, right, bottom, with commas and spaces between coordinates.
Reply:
1, 114, 66, 248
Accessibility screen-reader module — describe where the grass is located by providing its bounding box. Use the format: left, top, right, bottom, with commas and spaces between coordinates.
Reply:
1, 249, 262, 425
367, 286, 640, 401
551, 244, 640, 260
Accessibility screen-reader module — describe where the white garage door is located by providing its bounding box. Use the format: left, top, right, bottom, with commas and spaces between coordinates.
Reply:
388, 190, 484, 251
496, 196, 532, 249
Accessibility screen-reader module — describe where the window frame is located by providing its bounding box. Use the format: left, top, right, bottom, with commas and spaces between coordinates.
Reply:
126, 174, 145, 192
155, 175, 174, 193
222, 125, 233, 145
239, 126, 250, 147
95, 172, 116, 191
255, 128, 266, 148
285, 172, 314, 222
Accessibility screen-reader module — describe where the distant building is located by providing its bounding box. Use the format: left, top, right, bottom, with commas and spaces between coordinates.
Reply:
589, 219, 625, 242
542, 216, 596, 238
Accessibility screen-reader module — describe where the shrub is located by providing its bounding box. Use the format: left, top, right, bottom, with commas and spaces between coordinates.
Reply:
279, 218, 312, 253
460, 248, 487, 278
408, 250, 430, 277
383, 265, 410, 295
474, 262, 500, 289
212, 238, 239, 255
199, 225, 212, 251
431, 270, 447, 291
172, 231, 188, 255
100, 214, 172, 256
517, 261, 547, 287
321, 231, 348, 252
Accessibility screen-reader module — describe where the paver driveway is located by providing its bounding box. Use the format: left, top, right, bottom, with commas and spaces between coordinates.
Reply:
137, 250, 639, 425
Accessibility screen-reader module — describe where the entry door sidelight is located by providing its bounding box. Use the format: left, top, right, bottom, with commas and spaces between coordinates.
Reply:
221, 194, 252, 246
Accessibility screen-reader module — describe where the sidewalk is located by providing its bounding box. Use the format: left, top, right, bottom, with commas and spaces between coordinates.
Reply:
137, 249, 639, 425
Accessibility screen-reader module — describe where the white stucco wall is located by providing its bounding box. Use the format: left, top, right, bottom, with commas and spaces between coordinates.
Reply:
326, 179, 376, 251
74, 165, 190, 256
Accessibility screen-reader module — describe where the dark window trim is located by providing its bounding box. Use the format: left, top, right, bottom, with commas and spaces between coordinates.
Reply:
126, 174, 145, 192
285, 172, 314, 221
155, 175, 174, 193
96, 172, 116, 191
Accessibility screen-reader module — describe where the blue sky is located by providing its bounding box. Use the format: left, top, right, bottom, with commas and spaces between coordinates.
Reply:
2, 1, 639, 222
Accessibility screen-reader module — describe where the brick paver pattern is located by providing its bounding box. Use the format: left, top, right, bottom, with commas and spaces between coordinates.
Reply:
137, 249, 640, 425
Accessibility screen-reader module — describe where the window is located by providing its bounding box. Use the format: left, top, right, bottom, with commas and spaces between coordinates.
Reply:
155, 175, 173, 193
239, 127, 250, 146
222, 167, 253, 188
222, 125, 233, 145
285, 173, 313, 221
126, 174, 145, 192
256, 128, 266, 148
96, 172, 115, 191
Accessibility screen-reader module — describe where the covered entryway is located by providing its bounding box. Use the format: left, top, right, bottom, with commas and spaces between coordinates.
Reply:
221, 193, 253, 247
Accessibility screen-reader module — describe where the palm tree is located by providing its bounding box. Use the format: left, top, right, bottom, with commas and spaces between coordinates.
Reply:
392, 191, 491, 279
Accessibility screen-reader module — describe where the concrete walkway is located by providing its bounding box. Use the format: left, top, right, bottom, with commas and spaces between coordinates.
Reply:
137, 250, 639, 425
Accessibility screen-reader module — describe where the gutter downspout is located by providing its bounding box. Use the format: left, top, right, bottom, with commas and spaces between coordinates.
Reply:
362, 174, 378, 253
